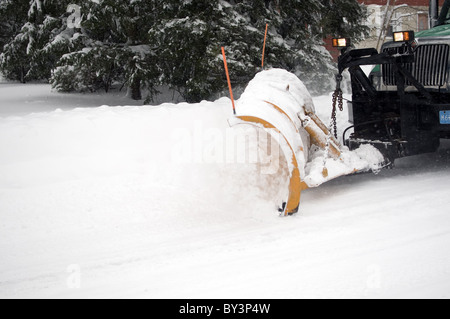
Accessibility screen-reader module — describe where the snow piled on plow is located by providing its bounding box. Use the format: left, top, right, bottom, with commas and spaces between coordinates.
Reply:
233, 68, 385, 188
305, 144, 385, 187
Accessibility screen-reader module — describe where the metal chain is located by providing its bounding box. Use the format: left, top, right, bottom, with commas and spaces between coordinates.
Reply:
323, 74, 344, 177
331, 74, 344, 139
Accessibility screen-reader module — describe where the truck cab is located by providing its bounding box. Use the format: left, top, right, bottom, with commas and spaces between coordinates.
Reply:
336, 0, 450, 163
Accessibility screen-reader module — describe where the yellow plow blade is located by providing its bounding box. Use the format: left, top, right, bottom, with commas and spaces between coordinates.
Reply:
232, 114, 309, 216
229, 69, 384, 216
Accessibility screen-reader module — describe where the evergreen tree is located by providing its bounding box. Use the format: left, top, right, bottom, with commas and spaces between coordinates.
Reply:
0, 0, 32, 81
52, 0, 159, 100
148, 0, 368, 101
228, 0, 368, 95
321, 0, 369, 40
2, 0, 369, 101
0, 0, 77, 82
148, 0, 233, 102
0, 0, 29, 52
231, 0, 331, 93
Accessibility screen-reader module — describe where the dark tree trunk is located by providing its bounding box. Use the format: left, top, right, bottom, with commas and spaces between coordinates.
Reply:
20, 65, 25, 84
130, 77, 142, 100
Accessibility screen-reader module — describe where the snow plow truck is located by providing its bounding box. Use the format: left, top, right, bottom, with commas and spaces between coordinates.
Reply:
227, 0, 450, 216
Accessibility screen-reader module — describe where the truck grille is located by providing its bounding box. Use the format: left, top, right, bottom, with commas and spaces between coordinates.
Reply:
382, 44, 450, 87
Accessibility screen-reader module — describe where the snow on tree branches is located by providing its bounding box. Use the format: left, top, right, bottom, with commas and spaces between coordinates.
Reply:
0, 0, 368, 102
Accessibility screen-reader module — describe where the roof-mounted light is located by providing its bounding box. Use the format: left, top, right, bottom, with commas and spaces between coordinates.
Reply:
393, 31, 415, 43
332, 38, 351, 48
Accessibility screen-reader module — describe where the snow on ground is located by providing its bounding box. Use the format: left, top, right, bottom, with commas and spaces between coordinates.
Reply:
0, 82, 144, 116
1, 79, 450, 299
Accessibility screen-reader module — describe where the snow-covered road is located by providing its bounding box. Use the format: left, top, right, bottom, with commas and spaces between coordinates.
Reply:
0, 82, 449, 299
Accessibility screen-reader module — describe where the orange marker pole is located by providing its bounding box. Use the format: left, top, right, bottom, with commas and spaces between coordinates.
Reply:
262, 23, 269, 68
221, 47, 236, 115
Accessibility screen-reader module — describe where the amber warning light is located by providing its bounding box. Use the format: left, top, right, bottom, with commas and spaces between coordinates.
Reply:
332, 38, 351, 48
393, 31, 415, 43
